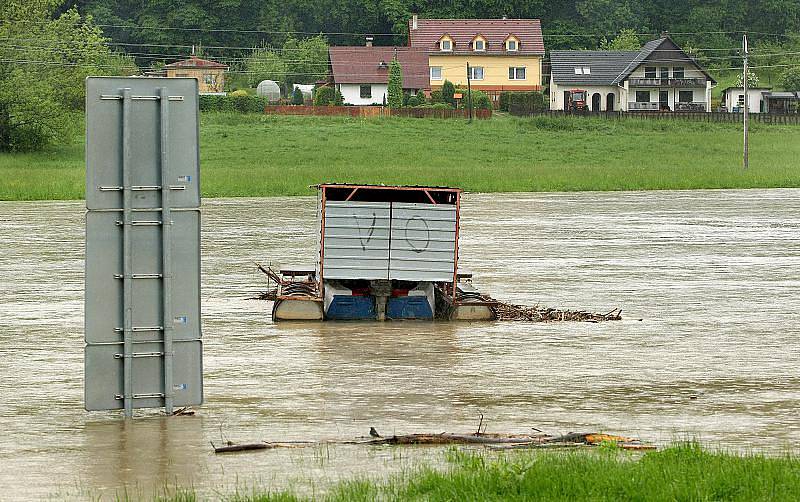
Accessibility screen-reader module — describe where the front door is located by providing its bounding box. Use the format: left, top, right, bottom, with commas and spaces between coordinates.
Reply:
659, 90, 669, 111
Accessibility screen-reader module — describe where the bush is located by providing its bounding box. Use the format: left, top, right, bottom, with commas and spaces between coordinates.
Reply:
407, 95, 420, 107
199, 94, 269, 113
291, 87, 304, 105
442, 80, 456, 107
313, 86, 335, 106
334, 90, 344, 105
508, 91, 547, 115
430, 90, 444, 104
430, 103, 453, 110
416, 90, 426, 103
499, 92, 512, 112
466, 89, 492, 110
230, 89, 249, 97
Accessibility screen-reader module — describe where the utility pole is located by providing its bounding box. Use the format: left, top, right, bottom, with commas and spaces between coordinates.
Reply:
743, 33, 749, 169
466, 62, 474, 123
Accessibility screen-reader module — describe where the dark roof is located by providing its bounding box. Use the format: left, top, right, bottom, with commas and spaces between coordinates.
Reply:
550, 50, 638, 85
613, 36, 716, 84
328, 47, 429, 89
408, 18, 544, 55
164, 56, 228, 70
550, 36, 716, 86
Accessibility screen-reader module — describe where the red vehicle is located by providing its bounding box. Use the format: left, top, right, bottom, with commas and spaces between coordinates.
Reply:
567, 89, 588, 111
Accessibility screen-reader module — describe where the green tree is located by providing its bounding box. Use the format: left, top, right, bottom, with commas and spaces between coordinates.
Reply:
245, 45, 287, 88
0, 0, 136, 151
441, 80, 456, 107
291, 87, 304, 105
780, 67, 800, 91
600, 28, 641, 50
284, 35, 329, 86
387, 58, 403, 108
577, 0, 641, 35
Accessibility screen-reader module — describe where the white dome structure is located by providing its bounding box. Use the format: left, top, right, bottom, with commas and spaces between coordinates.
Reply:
256, 80, 281, 101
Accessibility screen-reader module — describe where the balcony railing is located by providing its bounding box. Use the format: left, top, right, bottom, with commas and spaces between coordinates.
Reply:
628, 102, 659, 110
628, 77, 706, 87
628, 101, 707, 111
674, 102, 707, 112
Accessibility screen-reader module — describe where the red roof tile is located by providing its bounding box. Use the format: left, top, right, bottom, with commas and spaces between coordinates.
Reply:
408, 18, 544, 56
328, 47, 429, 89
164, 56, 228, 70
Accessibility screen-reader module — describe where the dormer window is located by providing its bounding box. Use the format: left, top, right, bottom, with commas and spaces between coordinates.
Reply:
506, 38, 519, 51
472, 36, 486, 52
440, 39, 452, 52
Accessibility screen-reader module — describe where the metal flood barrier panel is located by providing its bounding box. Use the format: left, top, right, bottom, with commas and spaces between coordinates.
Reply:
322, 201, 457, 282
84, 77, 203, 416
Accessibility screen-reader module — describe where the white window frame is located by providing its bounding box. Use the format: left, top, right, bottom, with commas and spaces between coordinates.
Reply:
474, 39, 485, 51
583, 67, 591, 74
469, 66, 484, 80
574, 67, 582, 75
508, 67, 526, 80
507, 39, 518, 51
440, 39, 452, 52
430, 66, 442, 81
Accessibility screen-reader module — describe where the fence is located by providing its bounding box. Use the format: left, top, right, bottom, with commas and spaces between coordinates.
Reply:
509, 108, 800, 125
263, 105, 491, 119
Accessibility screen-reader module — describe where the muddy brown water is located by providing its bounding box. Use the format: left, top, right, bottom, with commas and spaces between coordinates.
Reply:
0, 190, 798, 500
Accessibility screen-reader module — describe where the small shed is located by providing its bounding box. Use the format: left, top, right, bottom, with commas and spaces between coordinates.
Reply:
256, 80, 281, 101
763, 91, 800, 114
164, 56, 228, 93
721, 87, 771, 113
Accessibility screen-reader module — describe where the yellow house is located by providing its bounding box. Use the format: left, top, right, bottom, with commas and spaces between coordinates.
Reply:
408, 16, 544, 105
164, 56, 228, 94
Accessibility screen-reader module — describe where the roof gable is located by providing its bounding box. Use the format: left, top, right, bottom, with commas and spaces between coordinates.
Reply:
612, 37, 716, 84
164, 56, 228, 70
408, 18, 544, 55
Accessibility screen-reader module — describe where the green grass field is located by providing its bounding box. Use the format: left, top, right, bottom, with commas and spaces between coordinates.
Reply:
159, 443, 799, 501
1, 113, 798, 201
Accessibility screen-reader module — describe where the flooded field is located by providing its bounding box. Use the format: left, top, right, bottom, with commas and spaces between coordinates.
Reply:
0, 189, 799, 500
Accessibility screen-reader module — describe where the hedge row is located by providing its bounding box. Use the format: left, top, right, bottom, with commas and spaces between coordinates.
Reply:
508, 92, 548, 115
199, 94, 272, 113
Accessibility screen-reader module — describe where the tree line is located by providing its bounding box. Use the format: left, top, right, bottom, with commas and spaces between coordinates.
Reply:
59, 0, 799, 52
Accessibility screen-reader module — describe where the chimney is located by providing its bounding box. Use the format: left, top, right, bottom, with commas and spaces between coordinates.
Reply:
411, 13, 418, 30
366, 36, 374, 47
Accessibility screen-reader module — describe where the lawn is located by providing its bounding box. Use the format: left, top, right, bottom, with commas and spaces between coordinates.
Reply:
160, 443, 800, 501
1, 112, 798, 201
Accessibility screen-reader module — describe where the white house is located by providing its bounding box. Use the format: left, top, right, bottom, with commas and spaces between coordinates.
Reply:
328, 46, 428, 105
721, 87, 772, 113
550, 35, 716, 112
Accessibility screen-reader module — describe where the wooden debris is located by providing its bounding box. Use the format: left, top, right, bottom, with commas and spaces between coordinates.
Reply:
493, 303, 622, 322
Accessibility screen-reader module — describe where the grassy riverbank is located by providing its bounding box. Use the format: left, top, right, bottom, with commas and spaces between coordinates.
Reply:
2, 113, 799, 201
162, 443, 799, 501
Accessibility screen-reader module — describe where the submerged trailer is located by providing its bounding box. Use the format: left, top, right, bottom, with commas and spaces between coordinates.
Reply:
271, 184, 496, 321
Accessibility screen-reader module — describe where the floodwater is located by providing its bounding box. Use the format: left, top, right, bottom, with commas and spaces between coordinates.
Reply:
0, 189, 799, 500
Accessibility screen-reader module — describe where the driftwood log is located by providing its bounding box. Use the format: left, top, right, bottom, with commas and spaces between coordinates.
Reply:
212, 430, 653, 454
